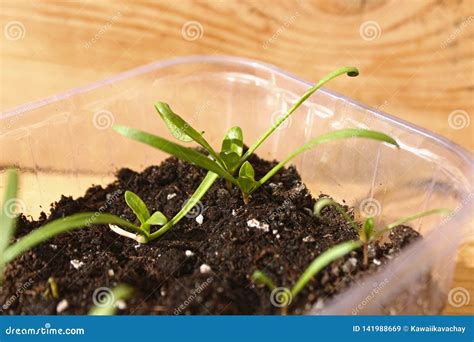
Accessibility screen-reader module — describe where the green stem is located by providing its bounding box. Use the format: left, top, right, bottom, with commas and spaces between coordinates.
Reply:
252, 129, 398, 193
239, 66, 359, 166
290, 240, 362, 298
149, 171, 219, 240
375, 208, 451, 238
3, 213, 141, 264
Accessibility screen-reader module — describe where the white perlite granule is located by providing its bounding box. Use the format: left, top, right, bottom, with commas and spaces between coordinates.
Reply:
200, 264, 212, 274
56, 299, 69, 313
70, 259, 84, 270
247, 219, 269, 232
166, 193, 177, 200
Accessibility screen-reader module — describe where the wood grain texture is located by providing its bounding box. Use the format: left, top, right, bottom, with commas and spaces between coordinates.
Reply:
1, 0, 473, 314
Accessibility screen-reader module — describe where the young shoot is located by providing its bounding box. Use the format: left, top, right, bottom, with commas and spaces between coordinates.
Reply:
313, 197, 451, 268
0, 170, 217, 275
114, 66, 399, 203
109, 190, 168, 243
252, 240, 362, 315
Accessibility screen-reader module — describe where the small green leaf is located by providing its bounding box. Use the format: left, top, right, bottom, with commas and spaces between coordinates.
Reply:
220, 126, 244, 171
313, 197, 359, 232
155, 102, 194, 143
0, 169, 19, 281
361, 217, 375, 242
113, 125, 235, 183
237, 161, 258, 194
124, 191, 150, 224
251, 270, 277, 291
46, 277, 59, 299
221, 126, 243, 156
376, 208, 451, 237
220, 152, 241, 171
88, 284, 133, 316
291, 240, 362, 297
3, 213, 140, 264
146, 211, 168, 226
256, 129, 399, 191
155, 102, 222, 163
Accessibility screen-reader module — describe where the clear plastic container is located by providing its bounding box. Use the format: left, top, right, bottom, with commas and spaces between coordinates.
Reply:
1, 56, 472, 314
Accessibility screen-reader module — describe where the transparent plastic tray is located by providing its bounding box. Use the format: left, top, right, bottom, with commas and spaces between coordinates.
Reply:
1, 56, 472, 314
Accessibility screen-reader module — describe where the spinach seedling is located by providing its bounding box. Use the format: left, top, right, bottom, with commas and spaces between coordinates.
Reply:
313, 197, 451, 267
0, 170, 141, 277
109, 190, 168, 243
1, 169, 211, 273
114, 66, 399, 203
252, 240, 362, 315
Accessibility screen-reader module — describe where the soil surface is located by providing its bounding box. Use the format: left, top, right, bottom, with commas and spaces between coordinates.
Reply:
0, 153, 420, 315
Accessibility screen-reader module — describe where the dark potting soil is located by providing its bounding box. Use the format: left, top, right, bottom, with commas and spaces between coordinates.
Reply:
0, 153, 420, 315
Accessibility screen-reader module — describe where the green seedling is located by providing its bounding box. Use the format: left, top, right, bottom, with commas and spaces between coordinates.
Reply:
43, 276, 59, 300
0, 170, 217, 275
0, 170, 141, 277
114, 67, 399, 204
252, 240, 362, 315
109, 171, 218, 242
88, 284, 133, 316
109, 190, 168, 243
313, 197, 451, 267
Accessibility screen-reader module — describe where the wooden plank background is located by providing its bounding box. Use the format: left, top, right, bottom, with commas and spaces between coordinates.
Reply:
1, 0, 472, 314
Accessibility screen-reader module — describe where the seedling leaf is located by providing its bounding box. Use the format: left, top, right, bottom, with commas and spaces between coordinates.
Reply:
241, 66, 359, 163
220, 126, 243, 170
113, 125, 234, 183
237, 161, 258, 194
377, 208, 451, 236
124, 190, 150, 224
3, 213, 141, 264
313, 197, 358, 232
221, 126, 243, 156
155, 102, 195, 143
257, 129, 399, 190
291, 240, 362, 297
251, 270, 277, 291
155, 102, 222, 163
0, 169, 19, 281
361, 217, 375, 242
146, 211, 168, 226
